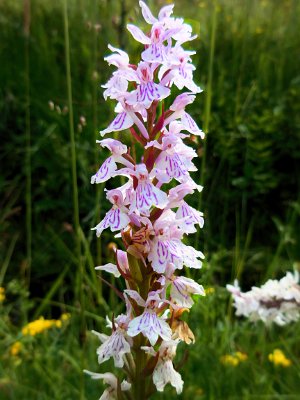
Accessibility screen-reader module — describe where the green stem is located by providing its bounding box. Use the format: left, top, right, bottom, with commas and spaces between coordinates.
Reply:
24, 15, 32, 289
63, 1, 85, 399
133, 339, 147, 400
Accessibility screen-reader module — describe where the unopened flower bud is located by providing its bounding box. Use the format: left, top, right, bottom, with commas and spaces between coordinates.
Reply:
62, 106, 68, 115
80, 116, 86, 126
107, 242, 117, 253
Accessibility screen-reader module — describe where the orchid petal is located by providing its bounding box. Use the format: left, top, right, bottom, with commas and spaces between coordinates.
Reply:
100, 112, 134, 136
124, 289, 146, 307
176, 201, 204, 233
171, 276, 205, 308
181, 112, 205, 138
127, 310, 172, 346
139, 1, 157, 24
153, 359, 183, 394
127, 24, 151, 44
158, 4, 174, 20
92, 207, 130, 236
96, 329, 131, 368
95, 263, 121, 278
91, 156, 117, 184
126, 82, 170, 109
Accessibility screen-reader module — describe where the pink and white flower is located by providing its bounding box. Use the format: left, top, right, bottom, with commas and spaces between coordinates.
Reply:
91, 139, 132, 184
227, 271, 300, 326
92, 189, 130, 236
148, 213, 204, 273
126, 62, 170, 109
142, 340, 183, 394
83, 371, 131, 400
126, 290, 172, 346
92, 311, 132, 368
160, 264, 205, 308
159, 46, 201, 93
117, 164, 168, 215
148, 130, 197, 184
176, 201, 204, 234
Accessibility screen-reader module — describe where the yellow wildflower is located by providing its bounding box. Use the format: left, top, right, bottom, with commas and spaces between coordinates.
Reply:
220, 351, 248, 366
205, 287, 215, 295
0, 287, 5, 302
10, 341, 22, 356
268, 349, 291, 367
55, 320, 62, 328
61, 313, 71, 321
235, 351, 248, 362
22, 316, 59, 336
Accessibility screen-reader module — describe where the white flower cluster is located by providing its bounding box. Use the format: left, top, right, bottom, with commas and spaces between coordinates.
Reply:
227, 271, 300, 326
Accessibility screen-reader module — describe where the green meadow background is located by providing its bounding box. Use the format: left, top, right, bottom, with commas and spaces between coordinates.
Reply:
1, 0, 300, 398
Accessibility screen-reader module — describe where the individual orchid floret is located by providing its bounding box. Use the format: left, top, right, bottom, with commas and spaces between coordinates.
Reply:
100, 111, 135, 137
170, 92, 196, 111
92, 189, 130, 237
176, 201, 204, 234
141, 22, 181, 64
102, 46, 137, 101
139, 1, 195, 46
91, 139, 132, 184
83, 371, 131, 400
167, 181, 200, 209
179, 111, 205, 138
149, 131, 197, 185
164, 94, 204, 139
92, 313, 132, 368
126, 62, 170, 109
117, 164, 168, 215
126, 290, 172, 346
101, 100, 150, 140
102, 66, 138, 101
165, 17, 197, 45
162, 264, 205, 308
148, 215, 204, 273
104, 45, 130, 69
227, 271, 300, 326
159, 46, 201, 93
171, 318, 195, 344
142, 340, 184, 394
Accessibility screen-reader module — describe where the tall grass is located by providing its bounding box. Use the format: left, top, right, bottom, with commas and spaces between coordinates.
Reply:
63, 1, 85, 398
24, 0, 32, 289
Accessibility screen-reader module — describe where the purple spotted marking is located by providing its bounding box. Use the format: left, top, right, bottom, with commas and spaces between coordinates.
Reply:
112, 112, 127, 130
101, 208, 121, 230
156, 240, 181, 266
136, 182, 158, 211
173, 279, 189, 300
165, 154, 188, 181
96, 157, 112, 180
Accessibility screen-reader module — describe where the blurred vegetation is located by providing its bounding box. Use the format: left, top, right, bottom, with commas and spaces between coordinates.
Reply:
0, 0, 300, 399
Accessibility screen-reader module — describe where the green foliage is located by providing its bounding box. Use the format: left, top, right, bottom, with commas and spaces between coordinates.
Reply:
0, 0, 300, 399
